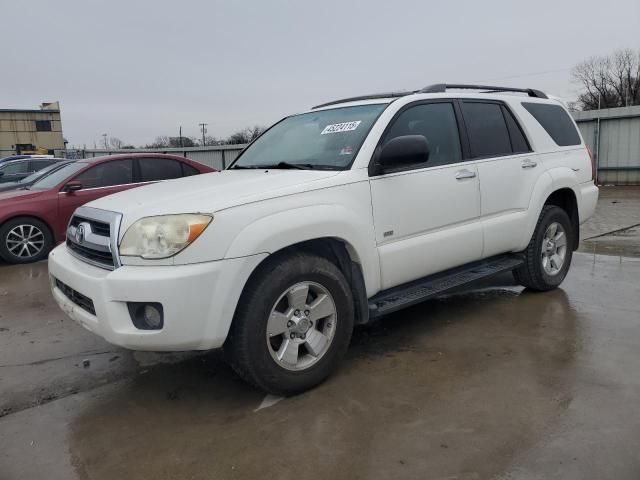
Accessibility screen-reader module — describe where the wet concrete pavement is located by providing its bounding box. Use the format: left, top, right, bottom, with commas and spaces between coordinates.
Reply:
1, 189, 640, 480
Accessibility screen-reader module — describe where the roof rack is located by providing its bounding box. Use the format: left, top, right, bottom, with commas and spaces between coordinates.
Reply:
311, 83, 548, 109
420, 84, 548, 99
312, 92, 414, 109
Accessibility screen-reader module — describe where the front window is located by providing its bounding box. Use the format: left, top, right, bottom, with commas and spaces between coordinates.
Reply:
231, 104, 387, 170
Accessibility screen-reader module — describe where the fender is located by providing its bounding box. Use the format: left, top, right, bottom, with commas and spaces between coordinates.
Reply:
224, 203, 382, 296
516, 167, 580, 251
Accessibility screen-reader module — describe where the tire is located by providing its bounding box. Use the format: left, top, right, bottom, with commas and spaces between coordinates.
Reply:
514, 205, 573, 291
0, 217, 53, 264
225, 252, 355, 396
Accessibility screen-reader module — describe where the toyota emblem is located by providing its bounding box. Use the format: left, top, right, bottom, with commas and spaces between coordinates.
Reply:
75, 224, 85, 244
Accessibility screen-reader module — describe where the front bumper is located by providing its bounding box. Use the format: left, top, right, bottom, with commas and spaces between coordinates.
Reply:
48, 244, 267, 351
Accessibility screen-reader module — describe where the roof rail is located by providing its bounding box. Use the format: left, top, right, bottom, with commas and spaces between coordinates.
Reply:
312, 92, 414, 109
420, 84, 548, 99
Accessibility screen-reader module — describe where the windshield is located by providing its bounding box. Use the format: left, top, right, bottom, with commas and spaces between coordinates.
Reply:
20, 162, 69, 184
30, 162, 87, 190
231, 104, 387, 170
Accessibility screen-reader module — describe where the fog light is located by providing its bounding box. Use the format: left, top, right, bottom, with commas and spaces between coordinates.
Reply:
127, 302, 164, 330
143, 305, 162, 328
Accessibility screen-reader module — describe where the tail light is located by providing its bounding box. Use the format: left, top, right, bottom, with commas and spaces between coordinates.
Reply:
587, 147, 596, 182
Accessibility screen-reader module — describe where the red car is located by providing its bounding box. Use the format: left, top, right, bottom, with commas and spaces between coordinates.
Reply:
0, 154, 215, 264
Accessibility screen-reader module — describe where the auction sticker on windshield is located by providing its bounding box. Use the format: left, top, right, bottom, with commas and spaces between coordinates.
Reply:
321, 121, 361, 134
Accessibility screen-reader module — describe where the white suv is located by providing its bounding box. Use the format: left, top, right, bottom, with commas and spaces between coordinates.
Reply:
49, 84, 599, 394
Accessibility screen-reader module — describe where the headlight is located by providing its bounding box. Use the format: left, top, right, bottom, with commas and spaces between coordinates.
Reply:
119, 214, 213, 259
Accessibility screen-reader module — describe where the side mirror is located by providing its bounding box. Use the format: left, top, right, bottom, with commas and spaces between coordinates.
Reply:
63, 181, 83, 193
376, 135, 430, 174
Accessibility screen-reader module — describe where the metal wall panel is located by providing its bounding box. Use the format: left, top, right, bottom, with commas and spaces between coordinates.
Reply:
574, 106, 640, 185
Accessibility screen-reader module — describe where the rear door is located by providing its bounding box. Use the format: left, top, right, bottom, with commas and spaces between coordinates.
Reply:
57, 159, 135, 231
458, 100, 538, 257
369, 101, 483, 289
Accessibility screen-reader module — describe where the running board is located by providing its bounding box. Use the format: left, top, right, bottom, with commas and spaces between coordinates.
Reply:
368, 254, 524, 319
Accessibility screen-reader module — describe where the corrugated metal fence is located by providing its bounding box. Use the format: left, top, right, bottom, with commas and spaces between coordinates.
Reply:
63, 144, 247, 171
573, 105, 640, 185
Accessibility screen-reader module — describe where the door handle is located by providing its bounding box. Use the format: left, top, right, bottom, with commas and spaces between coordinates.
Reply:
455, 169, 476, 180
521, 159, 537, 169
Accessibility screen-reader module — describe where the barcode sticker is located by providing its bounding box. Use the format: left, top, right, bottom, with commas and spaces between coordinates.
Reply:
321, 121, 361, 135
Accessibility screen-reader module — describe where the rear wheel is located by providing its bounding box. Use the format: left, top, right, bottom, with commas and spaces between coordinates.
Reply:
514, 205, 573, 291
226, 252, 354, 395
0, 217, 53, 264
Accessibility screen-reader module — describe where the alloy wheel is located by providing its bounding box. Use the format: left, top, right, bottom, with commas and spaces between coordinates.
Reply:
541, 222, 567, 276
266, 281, 337, 371
5, 224, 45, 259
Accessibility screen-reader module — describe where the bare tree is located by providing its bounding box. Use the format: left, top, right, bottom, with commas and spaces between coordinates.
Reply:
108, 137, 125, 149
145, 135, 197, 148
571, 48, 640, 110
227, 125, 266, 144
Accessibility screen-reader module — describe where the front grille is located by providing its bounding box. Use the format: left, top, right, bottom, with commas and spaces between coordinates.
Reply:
55, 278, 96, 315
69, 216, 110, 237
67, 210, 118, 270
66, 239, 115, 269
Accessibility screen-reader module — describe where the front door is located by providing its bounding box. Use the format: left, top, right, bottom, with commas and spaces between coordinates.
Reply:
369, 101, 483, 290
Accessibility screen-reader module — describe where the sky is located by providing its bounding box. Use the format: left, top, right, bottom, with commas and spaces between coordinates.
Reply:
2, 0, 639, 148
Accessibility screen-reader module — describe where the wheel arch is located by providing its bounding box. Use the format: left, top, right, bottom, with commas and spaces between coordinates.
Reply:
520, 172, 580, 251
543, 188, 580, 250
236, 237, 370, 326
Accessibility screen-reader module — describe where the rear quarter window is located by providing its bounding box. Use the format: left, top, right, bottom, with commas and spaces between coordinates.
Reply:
521, 102, 581, 147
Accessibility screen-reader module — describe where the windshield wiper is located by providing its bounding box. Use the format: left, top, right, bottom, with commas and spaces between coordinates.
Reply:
274, 162, 314, 170
232, 162, 314, 170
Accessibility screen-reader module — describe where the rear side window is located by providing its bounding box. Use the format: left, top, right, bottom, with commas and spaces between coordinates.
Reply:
501, 107, 531, 153
30, 159, 54, 170
181, 163, 200, 176
139, 158, 183, 182
383, 102, 462, 167
460, 102, 512, 158
522, 102, 581, 146
74, 160, 133, 188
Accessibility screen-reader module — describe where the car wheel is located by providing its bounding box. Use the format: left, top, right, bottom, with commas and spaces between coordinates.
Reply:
0, 217, 53, 264
514, 205, 573, 291
226, 252, 354, 396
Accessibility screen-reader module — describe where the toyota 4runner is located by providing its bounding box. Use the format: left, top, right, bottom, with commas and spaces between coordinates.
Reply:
49, 84, 599, 395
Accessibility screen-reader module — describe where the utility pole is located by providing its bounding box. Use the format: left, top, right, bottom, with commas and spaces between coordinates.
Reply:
179, 126, 183, 148
199, 123, 207, 147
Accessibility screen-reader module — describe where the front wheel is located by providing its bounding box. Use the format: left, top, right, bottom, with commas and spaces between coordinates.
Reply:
514, 205, 573, 291
0, 217, 53, 264
225, 252, 354, 395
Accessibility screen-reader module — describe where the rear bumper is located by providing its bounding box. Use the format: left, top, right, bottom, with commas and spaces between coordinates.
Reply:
48, 244, 267, 351
578, 182, 599, 224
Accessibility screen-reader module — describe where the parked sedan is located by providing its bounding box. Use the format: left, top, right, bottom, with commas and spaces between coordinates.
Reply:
0, 154, 214, 264
0, 158, 67, 183
0, 160, 75, 193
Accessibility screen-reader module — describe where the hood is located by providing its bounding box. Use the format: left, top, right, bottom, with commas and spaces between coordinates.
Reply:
0, 187, 45, 202
87, 169, 342, 217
